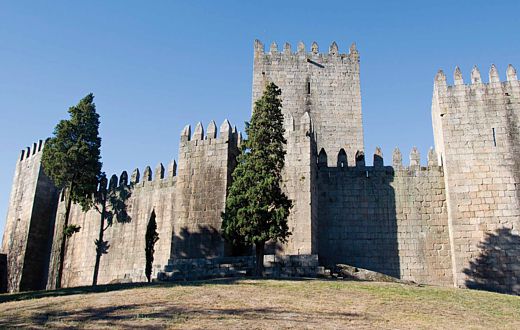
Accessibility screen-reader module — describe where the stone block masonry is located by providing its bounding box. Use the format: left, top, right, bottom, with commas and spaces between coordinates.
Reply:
47, 166, 178, 288
45, 120, 240, 288
432, 65, 520, 293
2, 40, 519, 294
1, 141, 58, 292
317, 147, 453, 286
253, 40, 363, 166
172, 120, 240, 258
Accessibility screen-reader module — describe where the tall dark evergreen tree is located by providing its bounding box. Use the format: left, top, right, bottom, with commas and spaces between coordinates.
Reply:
41, 93, 102, 289
145, 210, 159, 283
222, 82, 292, 276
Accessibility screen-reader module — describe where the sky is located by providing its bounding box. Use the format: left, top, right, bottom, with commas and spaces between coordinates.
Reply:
1, 0, 519, 237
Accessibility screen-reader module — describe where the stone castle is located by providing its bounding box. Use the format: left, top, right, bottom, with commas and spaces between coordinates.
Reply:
1, 40, 519, 294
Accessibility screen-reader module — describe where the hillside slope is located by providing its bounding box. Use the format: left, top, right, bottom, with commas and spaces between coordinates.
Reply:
1, 279, 519, 329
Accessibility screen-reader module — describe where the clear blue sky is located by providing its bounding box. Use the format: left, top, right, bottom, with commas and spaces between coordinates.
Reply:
1, 1, 519, 237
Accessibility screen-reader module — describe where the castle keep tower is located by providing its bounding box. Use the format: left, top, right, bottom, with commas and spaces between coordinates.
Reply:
252, 40, 364, 166
252, 40, 364, 256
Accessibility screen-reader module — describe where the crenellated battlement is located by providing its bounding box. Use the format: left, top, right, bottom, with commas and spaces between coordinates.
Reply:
253, 39, 363, 167
102, 159, 178, 191
8, 40, 520, 293
434, 64, 519, 99
316, 146, 442, 172
254, 39, 359, 64
18, 139, 45, 162
180, 119, 240, 146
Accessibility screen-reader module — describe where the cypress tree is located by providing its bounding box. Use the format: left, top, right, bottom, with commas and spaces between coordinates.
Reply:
222, 82, 292, 276
42, 93, 102, 289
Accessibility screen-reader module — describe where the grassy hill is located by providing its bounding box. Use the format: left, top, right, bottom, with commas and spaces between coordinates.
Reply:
0, 278, 519, 329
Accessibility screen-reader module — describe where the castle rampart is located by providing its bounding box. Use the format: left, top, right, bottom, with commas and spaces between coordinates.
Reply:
2, 41, 519, 294
47, 160, 178, 288
44, 120, 241, 288
317, 147, 453, 285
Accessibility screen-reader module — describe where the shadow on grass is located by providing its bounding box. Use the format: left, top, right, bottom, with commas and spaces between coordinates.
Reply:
0, 277, 366, 328
0, 276, 320, 304
1, 300, 363, 329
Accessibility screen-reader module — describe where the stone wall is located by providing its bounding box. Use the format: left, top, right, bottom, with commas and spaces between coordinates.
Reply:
47, 164, 177, 288
1, 140, 58, 292
278, 112, 318, 255
432, 65, 520, 293
158, 254, 320, 281
317, 148, 453, 285
45, 119, 241, 288
253, 40, 363, 166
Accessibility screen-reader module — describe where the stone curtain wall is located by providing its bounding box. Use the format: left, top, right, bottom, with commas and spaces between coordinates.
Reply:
317, 148, 453, 285
172, 120, 240, 259
1, 141, 58, 292
47, 164, 177, 288
252, 40, 364, 166
432, 66, 520, 293
46, 120, 241, 288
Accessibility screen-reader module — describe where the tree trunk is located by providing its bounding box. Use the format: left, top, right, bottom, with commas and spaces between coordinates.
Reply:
92, 199, 106, 286
56, 182, 73, 289
255, 242, 265, 277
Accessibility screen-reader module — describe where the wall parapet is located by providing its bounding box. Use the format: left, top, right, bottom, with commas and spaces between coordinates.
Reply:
18, 139, 45, 162
180, 119, 240, 146
434, 65, 519, 108
102, 159, 178, 192
316, 146, 442, 172
254, 39, 359, 63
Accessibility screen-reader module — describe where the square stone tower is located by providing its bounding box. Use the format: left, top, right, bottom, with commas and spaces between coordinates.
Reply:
252, 40, 364, 255
432, 65, 520, 293
1, 140, 59, 292
252, 40, 364, 166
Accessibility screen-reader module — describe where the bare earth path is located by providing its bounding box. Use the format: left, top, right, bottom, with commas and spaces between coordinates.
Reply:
0, 279, 519, 329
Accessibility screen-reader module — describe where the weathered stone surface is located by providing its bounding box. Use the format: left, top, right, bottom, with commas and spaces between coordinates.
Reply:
44, 121, 241, 288
432, 65, 520, 293
1, 141, 58, 293
317, 160, 453, 286
2, 41, 519, 295
253, 40, 363, 167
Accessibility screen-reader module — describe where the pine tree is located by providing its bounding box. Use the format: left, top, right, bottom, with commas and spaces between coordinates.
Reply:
222, 82, 292, 276
42, 93, 102, 289
145, 210, 159, 283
